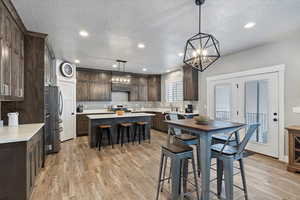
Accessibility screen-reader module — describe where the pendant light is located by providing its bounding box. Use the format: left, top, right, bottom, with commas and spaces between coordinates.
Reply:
183, 0, 220, 72
111, 60, 131, 84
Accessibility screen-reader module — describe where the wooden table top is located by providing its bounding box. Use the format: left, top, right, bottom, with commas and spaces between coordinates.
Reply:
286, 126, 300, 131
165, 119, 245, 132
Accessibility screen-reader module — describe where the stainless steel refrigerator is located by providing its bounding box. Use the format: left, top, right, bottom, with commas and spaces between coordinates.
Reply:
45, 86, 62, 153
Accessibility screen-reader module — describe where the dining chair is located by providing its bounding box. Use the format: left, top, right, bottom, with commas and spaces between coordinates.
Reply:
211, 123, 260, 200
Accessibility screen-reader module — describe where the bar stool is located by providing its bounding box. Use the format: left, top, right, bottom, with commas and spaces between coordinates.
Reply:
156, 143, 200, 200
211, 124, 259, 200
117, 123, 133, 146
133, 121, 149, 144
97, 125, 113, 151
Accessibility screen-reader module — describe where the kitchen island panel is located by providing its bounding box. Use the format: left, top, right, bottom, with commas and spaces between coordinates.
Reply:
88, 114, 154, 148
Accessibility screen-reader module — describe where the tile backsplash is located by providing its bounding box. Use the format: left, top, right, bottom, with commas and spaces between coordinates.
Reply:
77, 100, 199, 111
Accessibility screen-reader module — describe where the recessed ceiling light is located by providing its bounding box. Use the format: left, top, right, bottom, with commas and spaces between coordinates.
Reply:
166, 69, 171, 73
74, 59, 80, 64
178, 53, 184, 57
244, 22, 256, 29
138, 43, 145, 49
112, 64, 117, 68
79, 30, 89, 37
142, 68, 147, 72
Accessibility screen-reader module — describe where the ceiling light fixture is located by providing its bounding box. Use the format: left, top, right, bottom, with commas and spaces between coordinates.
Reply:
111, 60, 131, 84
138, 43, 145, 49
166, 69, 171, 73
74, 59, 80, 64
112, 64, 117, 68
178, 52, 184, 57
183, 0, 220, 72
79, 30, 89, 37
244, 22, 256, 29
142, 68, 147, 72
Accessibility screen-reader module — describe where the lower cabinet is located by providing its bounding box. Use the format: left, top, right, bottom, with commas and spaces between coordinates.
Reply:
76, 114, 89, 136
144, 112, 168, 133
0, 128, 44, 200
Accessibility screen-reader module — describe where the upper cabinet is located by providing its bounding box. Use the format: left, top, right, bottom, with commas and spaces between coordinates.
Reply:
148, 75, 161, 101
76, 69, 112, 102
0, 1, 24, 100
183, 65, 198, 101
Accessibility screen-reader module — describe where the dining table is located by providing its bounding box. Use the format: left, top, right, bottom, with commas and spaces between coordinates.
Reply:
165, 119, 246, 200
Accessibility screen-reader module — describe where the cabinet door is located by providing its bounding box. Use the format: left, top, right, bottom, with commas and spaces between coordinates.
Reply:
76, 80, 89, 101
0, 10, 12, 96
148, 75, 161, 101
76, 115, 89, 136
89, 81, 102, 101
0, 2, 4, 39
138, 77, 148, 101
77, 70, 90, 81
183, 65, 198, 101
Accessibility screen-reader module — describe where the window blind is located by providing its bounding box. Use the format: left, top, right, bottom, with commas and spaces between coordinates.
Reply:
166, 81, 183, 102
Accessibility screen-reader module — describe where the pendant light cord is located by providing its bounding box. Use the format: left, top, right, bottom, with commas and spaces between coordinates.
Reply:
199, 4, 201, 34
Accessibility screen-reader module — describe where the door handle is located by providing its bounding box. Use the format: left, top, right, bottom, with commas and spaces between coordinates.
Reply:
273, 118, 278, 122
71, 112, 75, 115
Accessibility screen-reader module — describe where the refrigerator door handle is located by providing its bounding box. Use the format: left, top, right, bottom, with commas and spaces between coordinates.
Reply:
59, 90, 63, 117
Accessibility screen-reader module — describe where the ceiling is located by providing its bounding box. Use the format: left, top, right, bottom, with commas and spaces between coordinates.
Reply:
12, 0, 300, 74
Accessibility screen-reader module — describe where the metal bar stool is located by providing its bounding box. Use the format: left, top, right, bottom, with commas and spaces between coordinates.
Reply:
97, 125, 113, 151
156, 143, 200, 200
133, 121, 149, 144
211, 124, 259, 200
117, 123, 133, 146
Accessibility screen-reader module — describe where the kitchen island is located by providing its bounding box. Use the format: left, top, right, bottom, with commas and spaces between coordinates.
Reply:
87, 113, 155, 148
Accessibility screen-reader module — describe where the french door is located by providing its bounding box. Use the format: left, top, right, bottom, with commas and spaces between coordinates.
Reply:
208, 72, 279, 158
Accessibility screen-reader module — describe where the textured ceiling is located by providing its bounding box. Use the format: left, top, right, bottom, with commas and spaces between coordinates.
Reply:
12, 0, 300, 73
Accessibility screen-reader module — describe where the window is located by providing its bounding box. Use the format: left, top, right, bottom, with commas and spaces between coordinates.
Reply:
166, 80, 183, 102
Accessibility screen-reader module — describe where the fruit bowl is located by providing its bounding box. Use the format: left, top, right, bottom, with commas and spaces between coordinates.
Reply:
194, 115, 211, 125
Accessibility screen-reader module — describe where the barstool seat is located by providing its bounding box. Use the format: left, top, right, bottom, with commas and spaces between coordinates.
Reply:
120, 123, 133, 127
162, 143, 193, 154
137, 121, 148, 125
98, 125, 112, 129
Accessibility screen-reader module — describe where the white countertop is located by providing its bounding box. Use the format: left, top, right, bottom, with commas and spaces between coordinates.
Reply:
76, 109, 115, 115
132, 108, 199, 115
0, 123, 44, 144
87, 113, 155, 119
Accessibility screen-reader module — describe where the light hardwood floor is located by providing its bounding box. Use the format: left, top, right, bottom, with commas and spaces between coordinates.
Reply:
31, 130, 300, 200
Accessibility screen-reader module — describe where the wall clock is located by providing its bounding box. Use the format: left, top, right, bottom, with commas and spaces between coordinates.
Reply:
60, 62, 74, 78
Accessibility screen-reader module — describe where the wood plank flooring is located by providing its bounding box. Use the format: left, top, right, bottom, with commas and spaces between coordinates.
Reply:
31, 130, 300, 200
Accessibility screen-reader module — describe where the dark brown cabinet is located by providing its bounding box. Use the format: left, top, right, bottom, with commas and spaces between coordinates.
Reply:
0, 1, 24, 101
138, 76, 148, 101
76, 69, 112, 101
286, 126, 300, 173
76, 114, 89, 136
0, 127, 44, 200
148, 75, 161, 101
183, 65, 198, 101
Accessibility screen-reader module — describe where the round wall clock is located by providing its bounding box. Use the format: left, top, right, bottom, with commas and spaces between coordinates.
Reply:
60, 62, 74, 78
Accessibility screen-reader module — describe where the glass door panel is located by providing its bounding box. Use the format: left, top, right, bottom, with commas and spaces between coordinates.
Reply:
245, 80, 269, 144
214, 84, 232, 121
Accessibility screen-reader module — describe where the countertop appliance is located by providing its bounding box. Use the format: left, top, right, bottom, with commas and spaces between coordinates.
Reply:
185, 104, 193, 113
